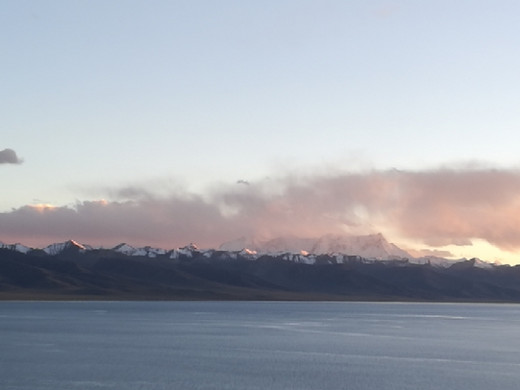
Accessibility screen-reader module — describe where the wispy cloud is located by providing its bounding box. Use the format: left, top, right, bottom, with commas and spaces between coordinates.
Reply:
407, 248, 456, 258
372, 3, 400, 18
0, 148, 23, 164
2, 167, 520, 253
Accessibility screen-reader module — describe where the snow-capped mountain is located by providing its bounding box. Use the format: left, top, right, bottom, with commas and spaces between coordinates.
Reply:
219, 233, 411, 260
0, 235, 496, 269
43, 240, 90, 255
169, 244, 200, 259
112, 243, 138, 256
0, 241, 32, 254
406, 255, 459, 268
311, 233, 411, 259
112, 243, 167, 258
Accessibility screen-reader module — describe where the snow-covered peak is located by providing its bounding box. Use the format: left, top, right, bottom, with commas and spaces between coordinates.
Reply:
412, 256, 496, 270
134, 246, 167, 258
171, 244, 200, 259
464, 258, 496, 269
112, 243, 137, 256
408, 256, 461, 268
472, 258, 496, 269
0, 242, 32, 254
310, 233, 410, 259
43, 240, 88, 255
111, 243, 168, 258
240, 248, 258, 256
184, 243, 199, 251
219, 233, 411, 260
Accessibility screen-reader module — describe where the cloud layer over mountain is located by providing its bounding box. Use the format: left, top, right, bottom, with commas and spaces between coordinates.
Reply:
1, 167, 520, 255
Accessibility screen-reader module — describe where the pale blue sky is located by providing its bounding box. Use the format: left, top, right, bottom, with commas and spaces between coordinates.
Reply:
2, 1, 520, 261
2, 0, 519, 207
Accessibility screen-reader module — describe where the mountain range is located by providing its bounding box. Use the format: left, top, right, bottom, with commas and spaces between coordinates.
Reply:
0, 233, 490, 266
1, 234, 517, 302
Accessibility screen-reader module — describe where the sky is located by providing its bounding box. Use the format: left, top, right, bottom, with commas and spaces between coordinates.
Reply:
2, 0, 520, 264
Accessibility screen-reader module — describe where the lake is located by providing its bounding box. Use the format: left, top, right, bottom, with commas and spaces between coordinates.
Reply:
1, 301, 519, 389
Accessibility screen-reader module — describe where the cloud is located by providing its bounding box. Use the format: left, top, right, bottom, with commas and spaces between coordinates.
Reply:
407, 248, 456, 258
372, 4, 400, 18
0, 148, 23, 164
2, 167, 520, 252
0, 198, 233, 249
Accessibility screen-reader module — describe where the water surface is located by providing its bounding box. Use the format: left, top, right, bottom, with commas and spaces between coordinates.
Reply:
1, 301, 519, 389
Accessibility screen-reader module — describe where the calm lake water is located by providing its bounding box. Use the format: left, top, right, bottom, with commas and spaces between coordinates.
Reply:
1, 301, 520, 390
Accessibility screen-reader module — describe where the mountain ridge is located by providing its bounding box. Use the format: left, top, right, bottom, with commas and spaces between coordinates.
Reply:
0, 233, 492, 269
0, 239, 519, 302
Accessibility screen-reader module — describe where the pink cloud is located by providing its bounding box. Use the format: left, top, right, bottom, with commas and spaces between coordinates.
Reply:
2, 167, 520, 252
